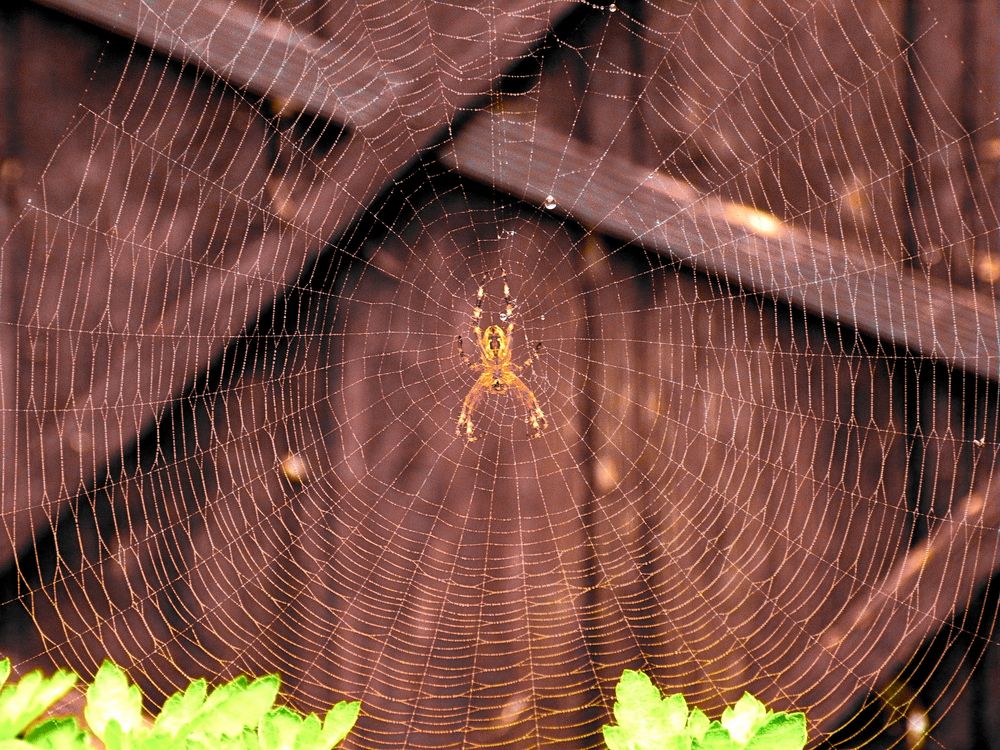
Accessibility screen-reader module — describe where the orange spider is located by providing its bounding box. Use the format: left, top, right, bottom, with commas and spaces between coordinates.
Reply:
455, 278, 546, 441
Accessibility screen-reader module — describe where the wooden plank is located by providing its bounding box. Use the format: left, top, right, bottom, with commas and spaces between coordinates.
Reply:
796, 486, 1000, 733
442, 115, 1000, 382
631, 0, 910, 265
55, 1, 992, 391
8, 0, 579, 568
31, 0, 391, 129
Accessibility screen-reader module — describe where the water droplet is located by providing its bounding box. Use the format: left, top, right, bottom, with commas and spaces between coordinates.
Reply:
499, 313, 509, 321
540, 315, 546, 321
608, 2, 617, 11
544, 195, 557, 210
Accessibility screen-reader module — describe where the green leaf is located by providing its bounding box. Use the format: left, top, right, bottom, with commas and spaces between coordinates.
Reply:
101, 718, 130, 750
687, 708, 710, 743
602, 724, 628, 750
720, 694, 769, 745
0, 661, 11, 691
256, 706, 356, 750
152, 679, 207, 737
181, 675, 279, 740
316, 702, 360, 750
258, 707, 302, 750
130, 734, 178, 750
84, 662, 143, 741
0, 739, 35, 750
603, 670, 690, 750
693, 721, 742, 750
24, 718, 89, 750
0, 669, 78, 739
745, 712, 807, 750
293, 714, 323, 750
186, 727, 257, 750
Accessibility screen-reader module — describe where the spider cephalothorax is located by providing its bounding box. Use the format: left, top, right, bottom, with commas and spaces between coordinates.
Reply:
455, 278, 546, 441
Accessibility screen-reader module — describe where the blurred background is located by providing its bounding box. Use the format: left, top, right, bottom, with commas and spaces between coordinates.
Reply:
1, 0, 999, 747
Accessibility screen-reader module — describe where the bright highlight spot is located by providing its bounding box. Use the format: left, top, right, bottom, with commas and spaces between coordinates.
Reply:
907, 710, 929, 738
280, 453, 309, 484
725, 204, 785, 237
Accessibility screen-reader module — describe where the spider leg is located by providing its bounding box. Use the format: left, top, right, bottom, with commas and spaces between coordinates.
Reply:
509, 373, 547, 438
456, 380, 488, 442
456, 334, 480, 370
502, 273, 515, 337
472, 284, 484, 340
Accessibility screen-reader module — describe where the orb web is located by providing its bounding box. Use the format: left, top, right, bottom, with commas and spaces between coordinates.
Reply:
1, 0, 999, 748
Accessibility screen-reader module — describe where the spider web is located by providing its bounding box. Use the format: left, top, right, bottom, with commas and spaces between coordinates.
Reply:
1, 0, 999, 748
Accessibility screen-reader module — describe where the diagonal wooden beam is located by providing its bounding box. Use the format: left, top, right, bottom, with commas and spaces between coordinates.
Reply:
803, 486, 1000, 733
43, 4, 997, 412
10, 0, 578, 568
32, 0, 393, 128
442, 115, 1000, 382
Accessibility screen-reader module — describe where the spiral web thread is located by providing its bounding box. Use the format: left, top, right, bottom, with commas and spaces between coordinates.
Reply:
3, 0, 1000, 747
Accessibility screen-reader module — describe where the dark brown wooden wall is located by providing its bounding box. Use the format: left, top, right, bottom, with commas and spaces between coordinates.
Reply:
1, 1, 999, 748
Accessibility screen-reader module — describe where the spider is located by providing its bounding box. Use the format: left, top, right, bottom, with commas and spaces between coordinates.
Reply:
455, 277, 546, 441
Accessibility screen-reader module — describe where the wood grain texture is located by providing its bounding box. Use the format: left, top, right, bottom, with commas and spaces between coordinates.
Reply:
896, 3, 1000, 743
31, 0, 392, 128
635, 0, 910, 257
793, 482, 1000, 732
4, 0, 578, 570
460, 1, 997, 738
570, 233, 912, 722
904, 1, 1000, 287
443, 115, 1000, 382
45, 0, 1000, 389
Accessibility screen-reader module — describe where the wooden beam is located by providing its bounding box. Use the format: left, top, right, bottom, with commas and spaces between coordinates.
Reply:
55, 0, 990, 385
32, 0, 391, 128
10, 0, 578, 568
442, 115, 1000, 382
770, 486, 1000, 736
46, 3, 996, 422
808, 487, 1000, 732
